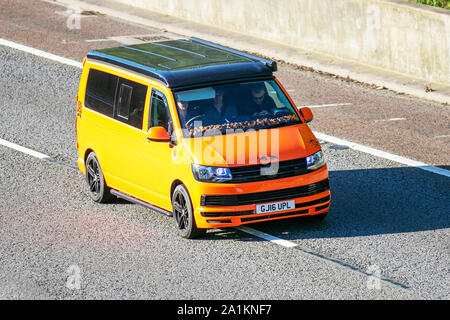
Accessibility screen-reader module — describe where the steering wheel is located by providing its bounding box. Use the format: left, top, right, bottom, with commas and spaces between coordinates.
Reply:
272, 109, 291, 117
185, 114, 206, 128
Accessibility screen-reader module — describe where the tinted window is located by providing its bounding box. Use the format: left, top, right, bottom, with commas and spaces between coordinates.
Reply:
85, 69, 118, 117
173, 80, 301, 137
150, 92, 169, 131
149, 90, 175, 142
115, 79, 148, 129
117, 84, 133, 120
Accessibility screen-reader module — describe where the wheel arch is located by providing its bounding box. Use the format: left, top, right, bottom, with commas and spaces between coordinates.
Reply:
84, 148, 111, 188
84, 148, 94, 163
170, 179, 185, 201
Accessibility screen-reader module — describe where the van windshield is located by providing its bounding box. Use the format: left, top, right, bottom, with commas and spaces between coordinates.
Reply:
173, 80, 301, 137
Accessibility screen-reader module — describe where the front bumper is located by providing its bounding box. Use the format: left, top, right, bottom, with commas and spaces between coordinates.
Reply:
192, 166, 330, 228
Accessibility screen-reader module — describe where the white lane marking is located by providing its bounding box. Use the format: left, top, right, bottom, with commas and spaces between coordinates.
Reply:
301, 103, 352, 108
0, 138, 49, 160
313, 131, 450, 178
86, 35, 145, 45
235, 225, 409, 290
85, 34, 174, 44
0, 138, 77, 169
435, 134, 450, 139
235, 226, 298, 248
85, 33, 165, 43
374, 118, 407, 122
85, 38, 112, 42
0, 38, 82, 69
101, 36, 145, 45
1, 38, 449, 179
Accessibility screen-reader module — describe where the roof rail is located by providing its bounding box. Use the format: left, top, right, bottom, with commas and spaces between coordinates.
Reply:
190, 37, 277, 72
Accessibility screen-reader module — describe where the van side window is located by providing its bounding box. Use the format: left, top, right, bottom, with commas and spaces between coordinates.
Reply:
149, 90, 175, 141
150, 91, 169, 131
115, 79, 148, 129
117, 84, 133, 120
85, 69, 118, 117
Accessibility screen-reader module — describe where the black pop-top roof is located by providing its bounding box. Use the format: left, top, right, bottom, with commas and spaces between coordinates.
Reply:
86, 37, 277, 90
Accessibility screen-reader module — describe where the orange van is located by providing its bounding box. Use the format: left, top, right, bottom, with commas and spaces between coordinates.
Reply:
75, 37, 330, 238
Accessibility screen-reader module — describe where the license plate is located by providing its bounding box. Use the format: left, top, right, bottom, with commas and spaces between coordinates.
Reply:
256, 200, 295, 214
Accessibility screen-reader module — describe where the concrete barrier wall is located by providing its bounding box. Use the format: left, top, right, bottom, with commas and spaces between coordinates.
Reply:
114, 0, 450, 85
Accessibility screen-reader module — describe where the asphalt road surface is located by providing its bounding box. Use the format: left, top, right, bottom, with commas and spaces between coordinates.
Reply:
0, 0, 449, 300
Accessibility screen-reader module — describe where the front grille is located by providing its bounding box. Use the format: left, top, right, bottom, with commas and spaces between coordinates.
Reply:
201, 179, 329, 207
201, 210, 255, 218
227, 157, 309, 183
206, 219, 232, 224
315, 204, 329, 212
296, 195, 330, 209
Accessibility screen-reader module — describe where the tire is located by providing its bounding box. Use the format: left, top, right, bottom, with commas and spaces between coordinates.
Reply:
172, 184, 206, 239
85, 152, 113, 203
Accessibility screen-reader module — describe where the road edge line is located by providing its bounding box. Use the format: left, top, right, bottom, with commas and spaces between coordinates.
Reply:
0, 138, 77, 170
0, 38, 82, 68
313, 131, 450, 178
0, 138, 49, 159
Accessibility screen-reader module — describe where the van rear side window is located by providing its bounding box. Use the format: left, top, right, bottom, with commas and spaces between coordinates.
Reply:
115, 79, 148, 129
84, 68, 148, 129
117, 84, 133, 120
85, 69, 118, 117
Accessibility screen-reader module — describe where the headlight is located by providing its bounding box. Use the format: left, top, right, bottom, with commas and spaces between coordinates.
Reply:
306, 150, 326, 170
191, 164, 232, 182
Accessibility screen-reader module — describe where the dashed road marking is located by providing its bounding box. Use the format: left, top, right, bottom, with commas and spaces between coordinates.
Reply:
0, 138, 77, 170
235, 226, 298, 248
302, 103, 353, 108
0, 138, 49, 160
434, 134, 450, 139
0, 38, 82, 68
85, 34, 173, 45
235, 225, 410, 291
374, 118, 407, 122
86, 35, 146, 45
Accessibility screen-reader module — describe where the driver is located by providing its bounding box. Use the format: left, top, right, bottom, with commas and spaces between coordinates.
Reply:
177, 100, 190, 121
248, 83, 276, 117
204, 88, 237, 123
176, 98, 200, 128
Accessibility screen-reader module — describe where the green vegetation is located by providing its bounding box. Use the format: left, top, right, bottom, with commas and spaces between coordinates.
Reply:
408, 0, 450, 9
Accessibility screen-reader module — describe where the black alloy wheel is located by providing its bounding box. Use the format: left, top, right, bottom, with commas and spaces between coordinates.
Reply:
172, 184, 206, 239
85, 152, 113, 203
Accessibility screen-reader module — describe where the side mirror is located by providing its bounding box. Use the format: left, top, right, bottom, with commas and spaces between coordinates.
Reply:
147, 126, 171, 142
299, 107, 313, 123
